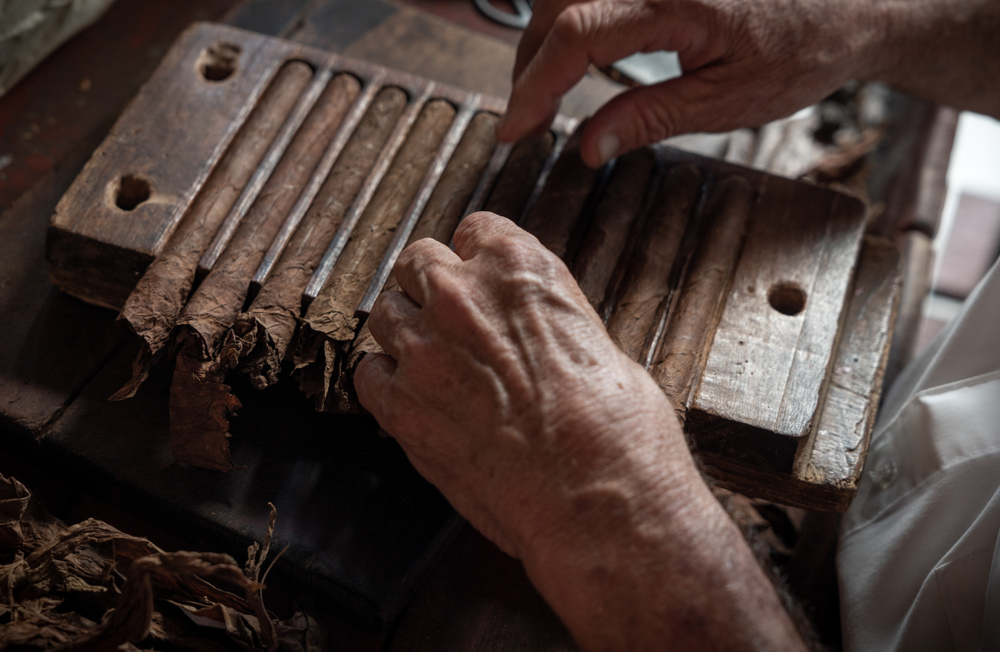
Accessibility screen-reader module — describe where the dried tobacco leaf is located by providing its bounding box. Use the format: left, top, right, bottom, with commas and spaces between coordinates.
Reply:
0, 474, 30, 551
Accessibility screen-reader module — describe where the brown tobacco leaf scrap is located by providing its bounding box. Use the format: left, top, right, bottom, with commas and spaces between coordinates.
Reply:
169, 335, 242, 472
0, 476, 317, 652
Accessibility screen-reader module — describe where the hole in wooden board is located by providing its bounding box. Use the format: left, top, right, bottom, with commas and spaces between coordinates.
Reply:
768, 282, 807, 316
197, 42, 241, 81
113, 175, 151, 211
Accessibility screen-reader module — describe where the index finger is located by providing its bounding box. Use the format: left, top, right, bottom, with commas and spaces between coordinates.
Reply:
499, 1, 657, 143
513, 0, 586, 83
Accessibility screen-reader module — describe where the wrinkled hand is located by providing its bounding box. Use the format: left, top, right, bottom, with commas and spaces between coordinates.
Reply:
496, 0, 883, 167
354, 212, 695, 559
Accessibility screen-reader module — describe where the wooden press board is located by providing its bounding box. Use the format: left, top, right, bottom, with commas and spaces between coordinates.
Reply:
45, 20, 900, 621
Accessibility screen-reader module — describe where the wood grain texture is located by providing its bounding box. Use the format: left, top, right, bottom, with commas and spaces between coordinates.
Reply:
699, 236, 901, 510
650, 174, 756, 413
229, 85, 407, 390
572, 148, 656, 312
483, 132, 555, 222
795, 236, 901, 490
47, 24, 298, 309
606, 163, 703, 364
689, 177, 868, 448
519, 126, 600, 260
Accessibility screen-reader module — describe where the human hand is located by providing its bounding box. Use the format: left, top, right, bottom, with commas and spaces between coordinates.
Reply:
354, 212, 696, 559
496, 0, 883, 167
354, 213, 805, 650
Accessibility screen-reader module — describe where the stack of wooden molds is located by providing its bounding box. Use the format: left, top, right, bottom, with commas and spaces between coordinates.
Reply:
47, 22, 900, 511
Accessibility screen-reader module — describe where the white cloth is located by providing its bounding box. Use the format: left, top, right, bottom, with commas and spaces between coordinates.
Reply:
838, 256, 1000, 651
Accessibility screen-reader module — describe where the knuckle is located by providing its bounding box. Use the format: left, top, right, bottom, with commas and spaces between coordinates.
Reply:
631, 94, 679, 143
551, 4, 591, 47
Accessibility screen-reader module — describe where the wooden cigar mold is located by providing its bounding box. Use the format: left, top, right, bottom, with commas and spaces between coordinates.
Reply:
48, 23, 900, 512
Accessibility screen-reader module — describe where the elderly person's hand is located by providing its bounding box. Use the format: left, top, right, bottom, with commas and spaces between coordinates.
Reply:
355, 213, 805, 651
497, 0, 1000, 168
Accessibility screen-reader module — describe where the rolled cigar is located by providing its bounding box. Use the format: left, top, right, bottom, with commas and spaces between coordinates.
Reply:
112, 61, 313, 400
227, 86, 409, 389
297, 99, 457, 410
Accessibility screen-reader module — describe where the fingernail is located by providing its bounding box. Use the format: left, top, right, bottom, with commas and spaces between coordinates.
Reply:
597, 132, 619, 165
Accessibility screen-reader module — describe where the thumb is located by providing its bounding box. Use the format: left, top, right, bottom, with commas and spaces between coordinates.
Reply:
579, 74, 733, 167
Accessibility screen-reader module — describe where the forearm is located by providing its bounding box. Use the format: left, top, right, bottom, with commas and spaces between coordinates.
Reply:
864, 0, 1000, 117
515, 387, 805, 651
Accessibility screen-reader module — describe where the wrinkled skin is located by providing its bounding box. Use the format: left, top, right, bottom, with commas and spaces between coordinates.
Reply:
496, 0, 1000, 167
355, 214, 805, 650
356, 213, 692, 556
357, 0, 1000, 648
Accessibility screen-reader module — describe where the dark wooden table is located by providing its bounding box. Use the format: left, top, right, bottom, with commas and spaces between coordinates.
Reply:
0, 0, 955, 649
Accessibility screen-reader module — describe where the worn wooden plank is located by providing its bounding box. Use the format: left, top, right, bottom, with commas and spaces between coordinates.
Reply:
649, 175, 757, 413
47, 24, 299, 309
688, 178, 868, 469
40, 340, 462, 629
699, 236, 901, 511
605, 163, 703, 364
572, 148, 656, 312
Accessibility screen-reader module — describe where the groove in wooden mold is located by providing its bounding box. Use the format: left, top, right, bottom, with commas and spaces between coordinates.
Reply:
198, 66, 333, 274
303, 85, 431, 302
649, 175, 757, 413
111, 61, 314, 399
606, 163, 704, 363
226, 78, 408, 390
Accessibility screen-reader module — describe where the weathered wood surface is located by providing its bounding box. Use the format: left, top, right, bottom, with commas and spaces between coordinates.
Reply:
649, 175, 757, 412
606, 163, 703, 364
572, 148, 657, 313
700, 236, 901, 511
687, 173, 868, 473
40, 339, 461, 629
47, 25, 300, 310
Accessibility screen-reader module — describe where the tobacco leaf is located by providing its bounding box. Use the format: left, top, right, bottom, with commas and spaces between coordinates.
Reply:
0, 477, 298, 652
0, 474, 30, 551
